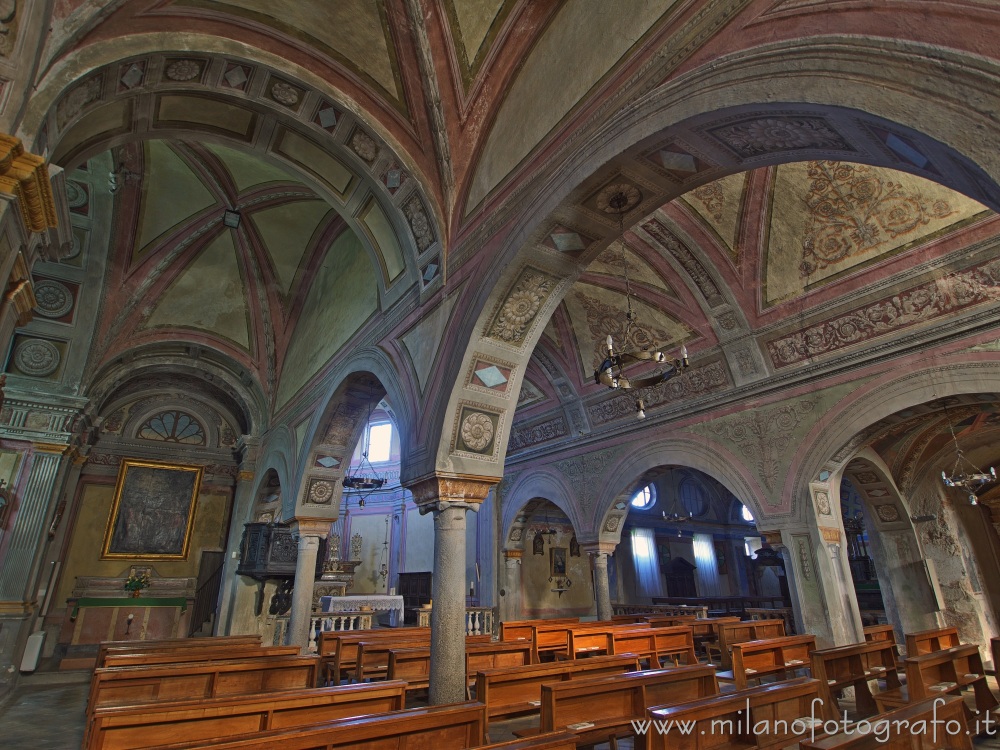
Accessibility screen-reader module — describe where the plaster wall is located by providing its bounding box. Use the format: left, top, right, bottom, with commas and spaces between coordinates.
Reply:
55, 481, 231, 603
520, 525, 594, 618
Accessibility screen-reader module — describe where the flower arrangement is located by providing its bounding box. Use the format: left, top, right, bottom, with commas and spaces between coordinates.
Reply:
123, 571, 151, 594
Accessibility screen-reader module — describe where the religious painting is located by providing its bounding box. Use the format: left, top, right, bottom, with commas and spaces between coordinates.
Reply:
550, 547, 567, 576
101, 459, 203, 560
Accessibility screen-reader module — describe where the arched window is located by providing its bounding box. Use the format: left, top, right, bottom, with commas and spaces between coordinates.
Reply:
138, 410, 205, 445
630, 484, 656, 509
741, 504, 755, 523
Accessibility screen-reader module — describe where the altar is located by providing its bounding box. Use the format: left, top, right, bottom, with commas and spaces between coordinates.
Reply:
320, 594, 405, 627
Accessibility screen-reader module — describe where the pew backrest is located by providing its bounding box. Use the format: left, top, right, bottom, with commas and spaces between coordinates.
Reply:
101, 644, 301, 669
97, 635, 262, 669
86, 681, 408, 750
730, 634, 815, 689
717, 619, 786, 668
904, 626, 959, 657
810, 640, 901, 716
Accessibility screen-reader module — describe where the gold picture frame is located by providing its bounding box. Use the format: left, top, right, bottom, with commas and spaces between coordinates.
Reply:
101, 459, 203, 560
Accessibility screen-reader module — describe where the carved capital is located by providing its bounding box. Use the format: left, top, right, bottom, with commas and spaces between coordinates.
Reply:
31, 441, 70, 455
580, 541, 617, 557
404, 472, 496, 513
760, 530, 785, 550
503, 548, 523, 560
289, 517, 331, 539
0, 134, 57, 233
818, 526, 841, 544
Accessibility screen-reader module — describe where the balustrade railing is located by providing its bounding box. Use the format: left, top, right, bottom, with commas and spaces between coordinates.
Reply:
308, 610, 374, 652
611, 603, 709, 618
416, 606, 495, 636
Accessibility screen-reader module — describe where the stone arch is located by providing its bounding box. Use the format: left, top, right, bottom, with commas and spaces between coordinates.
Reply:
425, 36, 1000, 493
501, 468, 582, 548
21, 41, 444, 305
291, 348, 412, 522
593, 435, 767, 547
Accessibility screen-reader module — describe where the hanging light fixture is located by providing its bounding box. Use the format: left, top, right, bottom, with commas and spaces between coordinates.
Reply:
592, 189, 689, 419
342, 380, 386, 507
940, 403, 995, 505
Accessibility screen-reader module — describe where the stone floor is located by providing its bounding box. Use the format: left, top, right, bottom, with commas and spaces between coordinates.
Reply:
4, 671, 1000, 750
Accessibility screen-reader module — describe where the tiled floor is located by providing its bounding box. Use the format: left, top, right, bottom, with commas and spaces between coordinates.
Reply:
4, 671, 1000, 750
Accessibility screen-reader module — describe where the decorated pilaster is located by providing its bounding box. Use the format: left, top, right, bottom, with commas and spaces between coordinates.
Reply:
406, 473, 494, 705
764, 481, 863, 648
286, 518, 328, 652
216, 436, 260, 635
582, 542, 616, 621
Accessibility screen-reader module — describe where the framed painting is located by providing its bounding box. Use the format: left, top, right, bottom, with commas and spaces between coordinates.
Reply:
101, 459, 203, 560
550, 546, 567, 576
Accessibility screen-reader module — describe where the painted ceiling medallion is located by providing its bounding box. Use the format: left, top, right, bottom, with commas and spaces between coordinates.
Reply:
166, 60, 201, 82
14, 339, 60, 377
33, 280, 73, 318
461, 412, 495, 452
596, 183, 642, 214
65, 181, 87, 208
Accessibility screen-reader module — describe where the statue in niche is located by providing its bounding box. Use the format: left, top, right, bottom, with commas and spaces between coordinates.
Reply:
350, 532, 363, 561
532, 532, 544, 555
569, 535, 580, 557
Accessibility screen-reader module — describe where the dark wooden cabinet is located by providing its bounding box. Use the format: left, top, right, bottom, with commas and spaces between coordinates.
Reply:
398, 571, 432, 624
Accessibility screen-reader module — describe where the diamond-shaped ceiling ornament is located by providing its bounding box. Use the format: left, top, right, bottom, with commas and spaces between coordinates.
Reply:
656, 149, 697, 173
475, 365, 508, 388
549, 228, 586, 253
121, 64, 144, 89
316, 456, 340, 469
224, 65, 249, 89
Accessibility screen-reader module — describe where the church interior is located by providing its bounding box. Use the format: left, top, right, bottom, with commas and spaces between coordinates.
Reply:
4, 1, 1000, 748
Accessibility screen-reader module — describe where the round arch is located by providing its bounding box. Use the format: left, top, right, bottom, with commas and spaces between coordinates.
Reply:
593, 435, 767, 546
501, 468, 583, 547
424, 35, 1000, 493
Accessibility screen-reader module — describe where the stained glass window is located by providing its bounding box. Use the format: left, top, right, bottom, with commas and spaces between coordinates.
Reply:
138, 410, 205, 445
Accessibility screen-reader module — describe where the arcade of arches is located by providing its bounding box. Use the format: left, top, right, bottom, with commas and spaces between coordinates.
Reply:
4, 0, 1000, 707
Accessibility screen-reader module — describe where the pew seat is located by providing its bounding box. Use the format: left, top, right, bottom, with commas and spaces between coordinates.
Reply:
726, 634, 816, 689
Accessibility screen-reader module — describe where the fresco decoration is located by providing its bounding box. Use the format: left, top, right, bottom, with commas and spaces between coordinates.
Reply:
587, 242, 677, 297
707, 115, 854, 159
101, 459, 203, 560
767, 256, 1000, 368
763, 161, 988, 305
798, 162, 957, 277
679, 172, 747, 265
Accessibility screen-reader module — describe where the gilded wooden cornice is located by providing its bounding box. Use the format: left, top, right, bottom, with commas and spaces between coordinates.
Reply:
0, 134, 57, 233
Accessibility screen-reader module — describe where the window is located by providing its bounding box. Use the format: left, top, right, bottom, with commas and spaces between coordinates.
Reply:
138, 410, 205, 445
741, 504, 755, 523
365, 422, 393, 463
630, 484, 655, 509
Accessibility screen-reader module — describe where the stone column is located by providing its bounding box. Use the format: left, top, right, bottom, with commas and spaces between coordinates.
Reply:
216, 436, 260, 634
406, 474, 494, 705
499, 549, 522, 622
582, 542, 615, 621
286, 518, 328, 653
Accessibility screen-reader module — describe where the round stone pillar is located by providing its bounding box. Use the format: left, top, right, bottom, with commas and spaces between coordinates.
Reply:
287, 518, 328, 653
406, 474, 494, 705
499, 549, 522, 622
582, 542, 616, 621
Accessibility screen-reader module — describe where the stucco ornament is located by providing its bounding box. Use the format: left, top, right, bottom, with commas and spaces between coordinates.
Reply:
166, 60, 201, 82
350, 131, 379, 163
270, 81, 299, 106
14, 339, 59, 376
597, 183, 642, 213
875, 504, 900, 523
65, 181, 87, 208
713, 116, 849, 157
308, 479, 334, 505
404, 196, 433, 251
491, 272, 552, 342
33, 280, 73, 318
815, 490, 831, 516
461, 412, 495, 451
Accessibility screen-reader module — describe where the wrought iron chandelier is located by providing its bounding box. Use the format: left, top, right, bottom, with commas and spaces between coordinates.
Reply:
940, 405, 995, 505
592, 189, 689, 420
342, 381, 386, 507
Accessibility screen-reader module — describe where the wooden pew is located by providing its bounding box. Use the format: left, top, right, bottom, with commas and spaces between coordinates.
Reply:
532, 664, 718, 748
863, 624, 896, 646
905, 627, 959, 657
320, 628, 426, 685
799, 695, 972, 750
354, 632, 495, 682
85, 681, 407, 750
532, 621, 650, 662
101, 644, 301, 669
87, 654, 320, 712
96, 635, 263, 669
142, 702, 575, 750
386, 641, 533, 693
992, 636, 1000, 674
645, 614, 698, 628
500, 618, 579, 642
645, 677, 838, 750
810, 639, 901, 717
875, 644, 998, 726
474, 654, 641, 720
612, 625, 698, 668
690, 616, 741, 659
713, 618, 786, 669
727, 634, 816, 689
